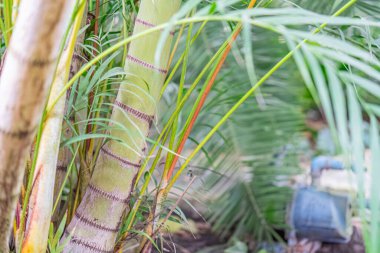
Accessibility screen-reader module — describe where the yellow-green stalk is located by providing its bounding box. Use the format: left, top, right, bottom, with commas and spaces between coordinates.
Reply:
0, 0, 76, 251
53, 5, 88, 223
61, 0, 181, 252
11, 0, 20, 24
21, 2, 86, 252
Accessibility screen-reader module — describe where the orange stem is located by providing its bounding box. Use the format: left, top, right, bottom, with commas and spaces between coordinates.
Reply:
165, 0, 257, 180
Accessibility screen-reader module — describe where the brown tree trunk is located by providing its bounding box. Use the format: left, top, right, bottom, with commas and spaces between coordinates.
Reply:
0, 0, 74, 251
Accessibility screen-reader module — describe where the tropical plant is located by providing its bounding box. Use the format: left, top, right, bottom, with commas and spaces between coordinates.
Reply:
0, 0, 379, 253
21, 2, 87, 252
61, 0, 181, 252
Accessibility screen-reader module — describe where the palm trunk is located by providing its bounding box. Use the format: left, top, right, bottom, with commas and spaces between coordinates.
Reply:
62, 0, 181, 252
0, 0, 75, 251
21, 2, 86, 252
52, 6, 88, 224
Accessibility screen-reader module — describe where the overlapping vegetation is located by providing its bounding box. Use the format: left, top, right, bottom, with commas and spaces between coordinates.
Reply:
0, 0, 379, 252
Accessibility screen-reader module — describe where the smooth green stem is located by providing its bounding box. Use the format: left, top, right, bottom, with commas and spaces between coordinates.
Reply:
164, 13, 194, 177
3, 0, 13, 45
160, 20, 208, 97
0, 13, 8, 46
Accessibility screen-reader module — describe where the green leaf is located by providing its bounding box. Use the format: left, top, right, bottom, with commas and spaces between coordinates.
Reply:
224, 240, 248, 253
369, 115, 380, 253
347, 85, 369, 248
302, 45, 339, 149
324, 60, 349, 154
340, 72, 380, 99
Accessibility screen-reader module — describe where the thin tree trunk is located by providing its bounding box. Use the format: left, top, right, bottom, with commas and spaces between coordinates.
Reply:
52, 9, 88, 223
0, 0, 75, 251
62, 0, 181, 252
21, 2, 86, 252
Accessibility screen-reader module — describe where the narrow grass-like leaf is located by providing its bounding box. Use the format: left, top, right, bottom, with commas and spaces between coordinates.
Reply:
324, 60, 349, 154
340, 72, 380, 99
369, 114, 380, 253
302, 45, 339, 149
348, 85, 370, 249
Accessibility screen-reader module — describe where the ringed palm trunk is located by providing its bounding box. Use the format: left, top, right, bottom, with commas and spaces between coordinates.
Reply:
62, 0, 181, 252
0, 0, 76, 251
21, 2, 86, 252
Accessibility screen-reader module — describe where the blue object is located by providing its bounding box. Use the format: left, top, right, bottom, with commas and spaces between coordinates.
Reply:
311, 156, 344, 176
289, 187, 352, 243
